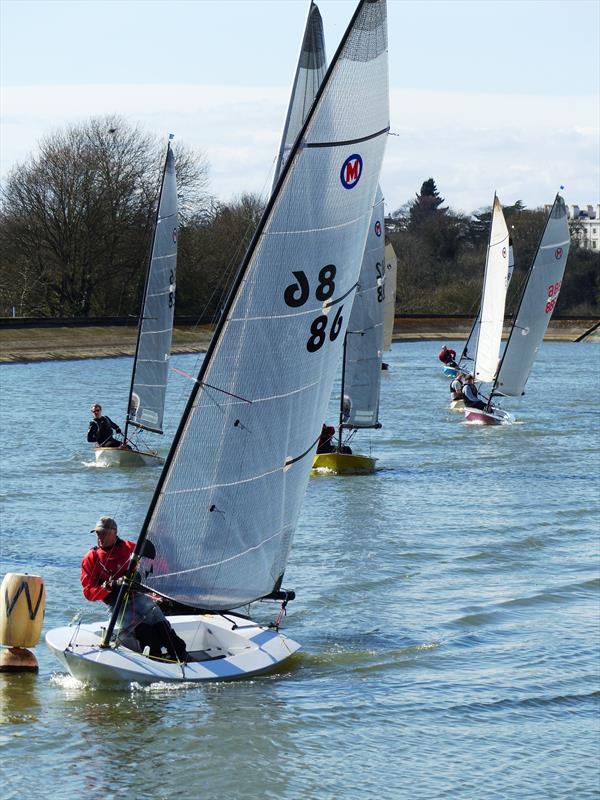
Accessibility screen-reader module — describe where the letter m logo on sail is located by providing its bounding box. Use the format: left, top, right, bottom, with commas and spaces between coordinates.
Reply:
340, 154, 363, 189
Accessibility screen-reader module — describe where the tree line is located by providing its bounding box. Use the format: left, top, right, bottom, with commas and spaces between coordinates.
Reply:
1, 119, 597, 320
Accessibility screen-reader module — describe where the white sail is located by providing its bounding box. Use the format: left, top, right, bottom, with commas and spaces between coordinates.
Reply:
140, 0, 389, 610
342, 187, 386, 428
272, 1, 327, 190
127, 144, 178, 435
382, 241, 397, 351
460, 233, 515, 372
493, 194, 570, 397
472, 195, 510, 383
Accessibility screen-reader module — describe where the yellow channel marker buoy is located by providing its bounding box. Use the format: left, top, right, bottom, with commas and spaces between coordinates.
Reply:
0, 573, 46, 673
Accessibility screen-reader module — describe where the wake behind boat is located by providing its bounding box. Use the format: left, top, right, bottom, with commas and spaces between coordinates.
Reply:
48, 0, 390, 686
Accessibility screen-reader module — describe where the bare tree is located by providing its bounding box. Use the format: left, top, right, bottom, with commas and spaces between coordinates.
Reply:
0, 115, 210, 317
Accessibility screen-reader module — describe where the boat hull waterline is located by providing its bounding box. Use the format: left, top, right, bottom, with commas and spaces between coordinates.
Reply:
46, 614, 300, 685
312, 452, 377, 475
94, 447, 164, 467
463, 407, 512, 425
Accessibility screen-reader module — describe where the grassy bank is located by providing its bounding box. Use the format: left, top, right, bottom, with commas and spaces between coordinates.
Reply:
0, 318, 597, 364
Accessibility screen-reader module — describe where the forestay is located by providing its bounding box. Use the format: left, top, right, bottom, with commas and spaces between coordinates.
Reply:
271, 1, 327, 190
493, 194, 570, 397
382, 241, 397, 351
141, 0, 389, 610
127, 144, 178, 435
342, 186, 386, 428
472, 195, 510, 383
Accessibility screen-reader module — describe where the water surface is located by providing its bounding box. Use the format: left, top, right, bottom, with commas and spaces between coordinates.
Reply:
1, 340, 598, 799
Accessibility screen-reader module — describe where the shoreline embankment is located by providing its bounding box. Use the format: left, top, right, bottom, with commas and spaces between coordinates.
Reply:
0, 317, 597, 364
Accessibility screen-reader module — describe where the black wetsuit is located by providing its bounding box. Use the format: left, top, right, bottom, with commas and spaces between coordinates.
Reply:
87, 415, 122, 447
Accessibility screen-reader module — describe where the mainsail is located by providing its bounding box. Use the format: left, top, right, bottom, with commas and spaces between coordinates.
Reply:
459, 238, 514, 372
126, 143, 178, 436
133, 0, 389, 611
382, 241, 397, 351
271, 1, 327, 190
342, 186, 386, 428
472, 195, 510, 383
492, 194, 570, 397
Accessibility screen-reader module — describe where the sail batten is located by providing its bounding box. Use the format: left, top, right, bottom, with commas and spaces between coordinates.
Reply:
136, 0, 389, 612
126, 144, 178, 436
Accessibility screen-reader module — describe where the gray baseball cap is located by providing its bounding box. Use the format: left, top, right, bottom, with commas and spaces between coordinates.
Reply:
91, 516, 117, 533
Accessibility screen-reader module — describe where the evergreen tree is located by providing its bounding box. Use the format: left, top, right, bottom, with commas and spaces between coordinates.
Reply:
409, 178, 447, 229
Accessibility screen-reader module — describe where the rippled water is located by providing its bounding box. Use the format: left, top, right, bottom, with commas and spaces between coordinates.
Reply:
1, 340, 599, 799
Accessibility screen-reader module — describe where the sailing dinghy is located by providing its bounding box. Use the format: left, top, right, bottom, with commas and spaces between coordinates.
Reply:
450, 236, 514, 411
464, 194, 570, 424
460, 195, 511, 423
313, 187, 386, 474
47, 0, 390, 685
275, 1, 386, 475
94, 140, 178, 467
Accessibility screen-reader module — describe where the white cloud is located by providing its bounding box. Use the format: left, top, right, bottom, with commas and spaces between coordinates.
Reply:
2, 82, 598, 213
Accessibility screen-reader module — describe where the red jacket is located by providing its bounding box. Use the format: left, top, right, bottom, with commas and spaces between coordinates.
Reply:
81, 538, 136, 603
439, 348, 456, 364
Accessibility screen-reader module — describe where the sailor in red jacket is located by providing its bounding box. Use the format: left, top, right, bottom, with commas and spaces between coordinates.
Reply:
81, 518, 136, 604
438, 345, 458, 368
81, 516, 190, 662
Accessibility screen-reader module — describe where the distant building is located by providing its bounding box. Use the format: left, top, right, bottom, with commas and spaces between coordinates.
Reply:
565, 203, 600, 251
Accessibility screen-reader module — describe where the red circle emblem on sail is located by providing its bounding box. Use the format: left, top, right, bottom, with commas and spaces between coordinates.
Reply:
555, 247, 563, 259
502, 247, 506, 258
340, 154, 363, 189
374, 220, 382, 237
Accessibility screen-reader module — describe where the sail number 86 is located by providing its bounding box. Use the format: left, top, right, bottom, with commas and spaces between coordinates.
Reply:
284, 264, 343, 352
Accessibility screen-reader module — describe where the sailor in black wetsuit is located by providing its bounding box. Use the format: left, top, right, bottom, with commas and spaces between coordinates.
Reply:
462, 376, 487, 411
87, 403, 122, 448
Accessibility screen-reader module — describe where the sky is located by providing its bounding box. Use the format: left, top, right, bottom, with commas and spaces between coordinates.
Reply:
1, 0, 599, 215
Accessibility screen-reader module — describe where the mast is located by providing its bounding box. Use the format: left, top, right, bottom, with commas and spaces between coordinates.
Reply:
102, 0, 389, 645
338, 333, 349, 451
124, 137, 174, 441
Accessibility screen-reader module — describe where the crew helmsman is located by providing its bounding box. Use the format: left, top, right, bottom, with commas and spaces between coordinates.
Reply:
81, 516, 191, 663
438, 345, 458, 368
87, 403, 122, 448
462, 375, 486, 411
450, 373, 465, 401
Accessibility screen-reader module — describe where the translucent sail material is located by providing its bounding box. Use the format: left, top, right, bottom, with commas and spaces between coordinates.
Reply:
143, 0, 389, 610
272, 1, 327, 190
382, 241, 397, 351
460, 235, 515, 372
127, 145, 178, 434
493, 194, 570, 397
342, 187, 385, 428
472, 196, 510, 383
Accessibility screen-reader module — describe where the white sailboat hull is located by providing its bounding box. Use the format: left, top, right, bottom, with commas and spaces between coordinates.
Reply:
94, 447, 164, 468
46, 614, 300, 686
